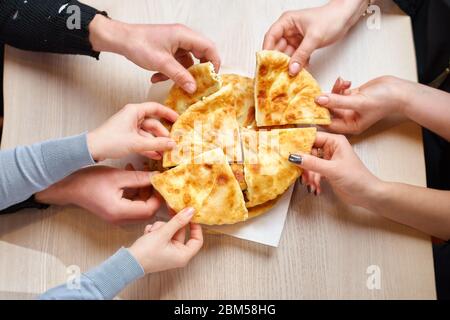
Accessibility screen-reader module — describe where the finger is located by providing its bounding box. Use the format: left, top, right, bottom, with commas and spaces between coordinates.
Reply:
161, 207, 195, 239
185, 223, 203, 254
331, 77, 344, 94
136, 136, 176, 154
289, 33, 319, 76
150, 221, 166, 232
157, 55, 198, 94
284, 44, 296, 57
175, 50, 195, 69
151, 72, 170, 83
141, 118, 170, 137
116, 196, 162, 222
313, 172, 322, 195
173, 226, 186, 243
144, 224, 153, 234
176, 27, 221, 73
274, 38, 288, 52
323, 118, 354, 134
315, 93, 363, 110
140, 150, 163, 160
136, 102, 179, 123
119, 170, 157, 188
288, 152, 334, 177
263, 21, 285, 50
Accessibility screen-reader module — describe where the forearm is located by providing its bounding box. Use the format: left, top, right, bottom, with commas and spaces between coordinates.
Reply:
399, 80, 450, 141
368, 181, 450, 240
0, 0, 105, 58
0, 133, 94, 210
328, 0, 369, 30
39, 248, 144, 300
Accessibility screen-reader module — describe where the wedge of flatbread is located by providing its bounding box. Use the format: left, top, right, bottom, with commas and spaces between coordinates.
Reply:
222, 74, 256, 128
152, 148, 248, 225
163, 85, 242, 167
254, 50, 331, 126
230, 163, 247, 191
165, 62, 221, 116
247, 195, 282, 219
242, 127, 316, 207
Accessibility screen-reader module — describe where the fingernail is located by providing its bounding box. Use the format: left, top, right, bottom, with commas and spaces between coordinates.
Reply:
315, 96, 329, 105
307, 185, 312, 194
167, 140, 177, 148
299, 176, 303, 185
288, 154, 303, 164
343, 80, 351, 87
289, 62, 301, 76
183, 82, 196, 94
182, 207, 195, 218
314, 189, 318, 196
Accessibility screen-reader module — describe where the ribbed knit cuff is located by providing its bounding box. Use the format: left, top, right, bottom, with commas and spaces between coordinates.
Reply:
85, 248, 145, 300
40, 132, 95, 182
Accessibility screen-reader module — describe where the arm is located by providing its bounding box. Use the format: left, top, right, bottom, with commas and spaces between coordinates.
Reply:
0, 133, 94, 210
372, 182, 450, 240
289, 132, 450, 241
0, 102, 178, 211
317, 76, 450, 141
399, 80, 450, 141
39, 248, 144, 300
0, 0, 105, 58
40, 208, 203, 300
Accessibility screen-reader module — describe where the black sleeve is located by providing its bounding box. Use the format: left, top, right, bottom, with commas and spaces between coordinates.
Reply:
0, 0, 107, 59
392, 0, 425, 17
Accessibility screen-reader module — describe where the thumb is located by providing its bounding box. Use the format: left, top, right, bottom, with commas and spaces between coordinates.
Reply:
136, 136, 176, 153
161, 207, 196, 239
288, 153, 333, 177
315, 93, 363, 110
158, 56, 197, 94
289, 34, 318, 76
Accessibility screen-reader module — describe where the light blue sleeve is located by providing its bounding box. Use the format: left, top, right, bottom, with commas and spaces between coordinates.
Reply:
0, 133, 95, 210
39, 248, 145, 300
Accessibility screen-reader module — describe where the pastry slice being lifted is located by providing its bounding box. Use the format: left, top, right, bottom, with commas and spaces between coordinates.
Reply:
152, 148, 248, 225
254, 50, 331, 126
242, 127, 317, 208
165, 62, 222, 116
163, 84, 242, 167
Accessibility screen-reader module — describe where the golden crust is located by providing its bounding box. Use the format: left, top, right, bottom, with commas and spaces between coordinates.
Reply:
163, 85, 242, 167
151, 149, 248, 225
242, 127, 316, 207
221, 74, 256, 128
165, 62, 222, 116
246, 195, 282, 219
255, 50, 331, 126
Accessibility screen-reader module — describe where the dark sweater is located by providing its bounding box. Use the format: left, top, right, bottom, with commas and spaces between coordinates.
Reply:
0, 0, 105, 58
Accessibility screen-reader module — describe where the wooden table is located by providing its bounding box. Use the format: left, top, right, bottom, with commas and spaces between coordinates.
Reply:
0, 0, 436, 299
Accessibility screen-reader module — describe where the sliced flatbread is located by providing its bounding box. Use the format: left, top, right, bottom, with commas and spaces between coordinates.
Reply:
222, 74, 256, 128
230, 163, 247, 191
152, 148, 248, 225
247, 195, 282, 219
165, 62, 221, 116
254, 50, 331, 126
163, 85, 242, 167
242, 127, 316, 207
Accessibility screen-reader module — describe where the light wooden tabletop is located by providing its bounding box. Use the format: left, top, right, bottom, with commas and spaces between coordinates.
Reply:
0, 0, 436, 299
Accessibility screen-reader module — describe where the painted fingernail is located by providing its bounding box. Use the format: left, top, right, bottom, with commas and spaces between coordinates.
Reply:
182, 207, 195, 218
314, 189, 318, 196
167, 140, 177, 148
289, 62, 301, 76
183, 82, 196, 94
315, 96, 329, 105
307, 185, 312, 194
288, 154, 303, 164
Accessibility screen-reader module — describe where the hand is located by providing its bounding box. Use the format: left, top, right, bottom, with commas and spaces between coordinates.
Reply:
289, 132, 383, 209
89, 15, 221, 93
263, 0, 367, 75
87, 102, 178, 162
35, 166, 162, 224
316, 76, 406, 135
128, 208, 203, 274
